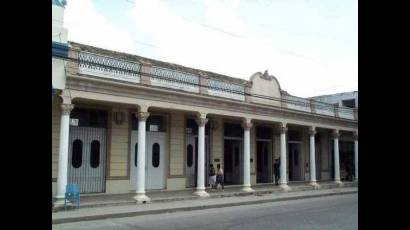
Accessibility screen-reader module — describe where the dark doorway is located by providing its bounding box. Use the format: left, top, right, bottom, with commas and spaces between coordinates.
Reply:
340, 141, 354, 181
224, 139, 242, 185
256, 141, 272, 183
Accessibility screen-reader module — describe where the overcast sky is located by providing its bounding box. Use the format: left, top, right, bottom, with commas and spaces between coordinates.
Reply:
63, 0, 357, 98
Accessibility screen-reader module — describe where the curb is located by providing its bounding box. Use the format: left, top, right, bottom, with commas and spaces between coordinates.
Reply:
52, 189, 357, 225
54, 183, 356, 211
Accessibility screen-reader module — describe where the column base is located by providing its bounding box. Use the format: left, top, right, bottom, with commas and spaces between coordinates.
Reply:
53, 197, 65, 208
134, 193, 151, 204
194, 188, 210, 198
310, 181, 320, 189
334, 180, 344, 187
241, 185, 254, 192
279, 184, 291, 192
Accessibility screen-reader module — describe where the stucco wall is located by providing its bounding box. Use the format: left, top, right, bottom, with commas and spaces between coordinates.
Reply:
211, 117, 223, 168
106, 180, 130, 194
52, 100, 61, 179
169, 112, 185, 176
249, 72, 282, 107
166, 178, 186, 191
52, 4, 68, 90
109, 108, 129, 177
321, 132, 331, 180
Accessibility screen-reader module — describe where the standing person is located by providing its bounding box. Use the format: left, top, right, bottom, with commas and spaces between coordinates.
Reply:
209, 164, 216, 190
274, 158, 280, 186
216, 164, 224, 191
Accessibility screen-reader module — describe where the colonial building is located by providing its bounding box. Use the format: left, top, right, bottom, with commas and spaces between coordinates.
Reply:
52, 0, 358, 205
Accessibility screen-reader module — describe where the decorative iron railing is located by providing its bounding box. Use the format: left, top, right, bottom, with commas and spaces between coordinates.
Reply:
311, 100, 336, 116
281, 93, 356, 120
207, 79, 245, 101
78, 52, 141, 83
282, 94, 312, 112
148, 66, 200, 93
73, 50, 356, 120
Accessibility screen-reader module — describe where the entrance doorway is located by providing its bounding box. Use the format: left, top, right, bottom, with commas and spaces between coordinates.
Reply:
130, 115, 168, 190
185, 118, 211, 188
256, 126, 273, 184
340, 141, 354, 181
256, 140, 273, 183
68, 108, 108, 194
185, 134, 210, 187
224, 139, 243, 185
288, 142, 304, 181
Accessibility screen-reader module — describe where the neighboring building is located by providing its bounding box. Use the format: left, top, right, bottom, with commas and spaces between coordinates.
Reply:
310, 91, 358, 109
52, 0, 69, 95
51, 1, 358, 205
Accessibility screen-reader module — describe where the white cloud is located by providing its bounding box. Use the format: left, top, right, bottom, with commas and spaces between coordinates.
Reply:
63, 0, 357, 98
65, 0, 136, 53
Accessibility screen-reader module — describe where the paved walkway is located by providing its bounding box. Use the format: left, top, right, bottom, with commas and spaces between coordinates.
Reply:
59, 181, 356, 209
53, 181, 358, 224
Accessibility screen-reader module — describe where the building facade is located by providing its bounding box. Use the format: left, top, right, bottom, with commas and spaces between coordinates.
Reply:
51, 0, 358, 205
311, 91, 358, 109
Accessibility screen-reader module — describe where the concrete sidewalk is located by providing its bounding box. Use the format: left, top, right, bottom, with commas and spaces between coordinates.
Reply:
55, 181, 357, 210
52, 185, 358, 225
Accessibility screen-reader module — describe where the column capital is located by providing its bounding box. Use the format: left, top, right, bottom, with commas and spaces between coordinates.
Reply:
134, 112, 150, 121
332, 130, 340, 138
60, 104, 74, 115
353, 132, 358, 140
195, 118, 208, 127
242, 121, 253, 130
308, 127, 316, 136
277, 122, 287, 134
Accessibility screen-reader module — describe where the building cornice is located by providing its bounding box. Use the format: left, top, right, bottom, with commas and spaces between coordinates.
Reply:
66, 74, 357, 131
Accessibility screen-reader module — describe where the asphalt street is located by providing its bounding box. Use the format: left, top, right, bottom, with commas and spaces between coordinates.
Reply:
53, 193, 358, 230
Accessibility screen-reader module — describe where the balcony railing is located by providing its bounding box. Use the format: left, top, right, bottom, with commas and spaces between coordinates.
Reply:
281, 93, 356, 120
337, 107, 355, 119
208, 79, 245, 101
282, 94, 312, 113
148, 66, 200, 93
75, 51, 356, 120
78, 51, 141, 83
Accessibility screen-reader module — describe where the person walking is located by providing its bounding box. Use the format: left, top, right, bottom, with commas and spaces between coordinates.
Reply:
216, 164, 224, 191
209, 164, 216, 190
274, 158, 280, 186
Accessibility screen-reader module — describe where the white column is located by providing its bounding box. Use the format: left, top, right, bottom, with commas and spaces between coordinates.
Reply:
55, 103, 74, 203
309, 127, 319, 188
194, 115, 209, 197
354, 132, 358, 182
134, 111, 151, 203
242, 120, 253, 192
279, 123, 290, 191
333, 130, 342, 185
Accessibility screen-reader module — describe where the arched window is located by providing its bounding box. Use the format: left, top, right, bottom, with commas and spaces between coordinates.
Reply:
72, 139, 83, 168
187, 144, 193, 167
152, 143, 160, 168
134, 143, 138, 167
90, 140, 100, 168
